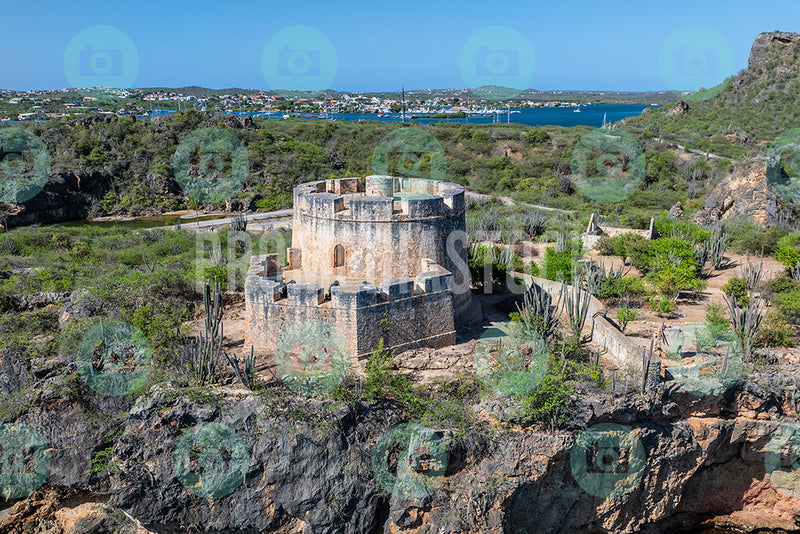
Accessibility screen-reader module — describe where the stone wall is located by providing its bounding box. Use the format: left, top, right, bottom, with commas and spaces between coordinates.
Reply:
510, 272, 644, 371
245, 255, 456, 363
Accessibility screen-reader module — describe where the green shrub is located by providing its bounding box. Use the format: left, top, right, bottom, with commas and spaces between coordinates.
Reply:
775, 288, 800, 324
730, 224, 789, 255
705, 303, 729, 327
653, 215, 711, 243
610, 233, 648, 264
776, 234, 800, 271
616, 307, 638, 333
757, 310, 797, 348
651, 297, 676, 317
523, 128, 551, 146
595, 235, 616, 256
596, 276, 647, 300
722, 277, 750, 307
631, 237, 697, 274
540, 247, 578, 284
514, 371, 573, 427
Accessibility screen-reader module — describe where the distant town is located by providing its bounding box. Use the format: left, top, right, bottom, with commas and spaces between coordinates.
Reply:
0, 86, 674, 122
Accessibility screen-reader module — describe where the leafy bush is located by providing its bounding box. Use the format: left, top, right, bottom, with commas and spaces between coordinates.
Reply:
776, 234, 800, 272
654, 215, 711, 243
523, 128, 551, 146
514, 371, 573, 428
757, 310, 797, 348
616, 307, 638, 333
651, 297, 676, 317
631, 237, 697, 274
730, 224, 789, 255
595, 235, 616, 256
596, 276, 647, 300
705, 303, 729, 327
722, 277, 750, 307
610, 233, 648, 264
775, 288, 800, 324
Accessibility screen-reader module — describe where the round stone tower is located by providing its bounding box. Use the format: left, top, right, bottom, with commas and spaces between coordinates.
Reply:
288, 175, 470, 316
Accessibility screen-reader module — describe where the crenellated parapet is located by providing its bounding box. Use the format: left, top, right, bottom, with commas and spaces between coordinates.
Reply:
292, 176, 466, 221
244, 254, 456, 358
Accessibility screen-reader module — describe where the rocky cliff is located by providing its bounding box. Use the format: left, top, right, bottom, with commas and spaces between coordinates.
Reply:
748, 31, 800, 74
2, 344, 800, 534
693, 159, 783, 227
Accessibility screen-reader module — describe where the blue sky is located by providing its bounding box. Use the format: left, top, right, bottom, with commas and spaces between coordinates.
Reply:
2, 0, 798, 92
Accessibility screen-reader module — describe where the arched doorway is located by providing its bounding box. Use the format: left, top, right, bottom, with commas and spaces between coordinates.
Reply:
333, 244, 345, 268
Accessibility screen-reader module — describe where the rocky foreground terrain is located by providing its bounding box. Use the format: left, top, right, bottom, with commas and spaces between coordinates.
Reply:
1, 340, 800, 534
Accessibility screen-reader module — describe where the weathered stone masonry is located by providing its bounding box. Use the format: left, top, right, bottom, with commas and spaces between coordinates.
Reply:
245, 176, 471, 361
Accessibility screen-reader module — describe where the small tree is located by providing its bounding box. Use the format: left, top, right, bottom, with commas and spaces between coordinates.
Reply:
616, 307, 638, 333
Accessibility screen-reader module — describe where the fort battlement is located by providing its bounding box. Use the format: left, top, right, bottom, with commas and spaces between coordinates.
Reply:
245, 254, 456, 358
245, 175, 470, 365
293, 176, 465, 220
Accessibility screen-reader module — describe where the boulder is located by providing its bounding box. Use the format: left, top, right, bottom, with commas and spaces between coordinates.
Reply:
694, 160, 781, 226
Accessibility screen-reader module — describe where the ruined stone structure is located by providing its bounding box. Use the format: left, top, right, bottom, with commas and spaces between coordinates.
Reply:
245, 176, 471, 361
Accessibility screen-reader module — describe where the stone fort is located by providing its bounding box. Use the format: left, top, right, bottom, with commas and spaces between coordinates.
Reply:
244, 175, 471, 361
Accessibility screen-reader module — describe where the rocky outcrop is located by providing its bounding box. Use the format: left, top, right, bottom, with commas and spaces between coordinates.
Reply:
694, 160, 781, 226
2, 339, 800, 534
667, 100, 690, 116
748, 32, 800, 73
1, 170, 110, 228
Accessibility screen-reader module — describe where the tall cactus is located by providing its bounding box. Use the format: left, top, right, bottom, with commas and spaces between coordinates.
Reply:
561, 278, 591, 343
740, 254, 765, 290
517, 282, 560, 340
706, 224, 730, 270
192, 280, 224, 384
723, 293, 765, 362
790, 261, 800, 282
225, 346, 256, 390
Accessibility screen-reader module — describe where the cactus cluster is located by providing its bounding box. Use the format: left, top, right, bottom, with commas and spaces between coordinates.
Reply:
516, 282, 560, 340
723, 293, 765, 362
562, 277, 591, 343
192, 280, 256, 389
